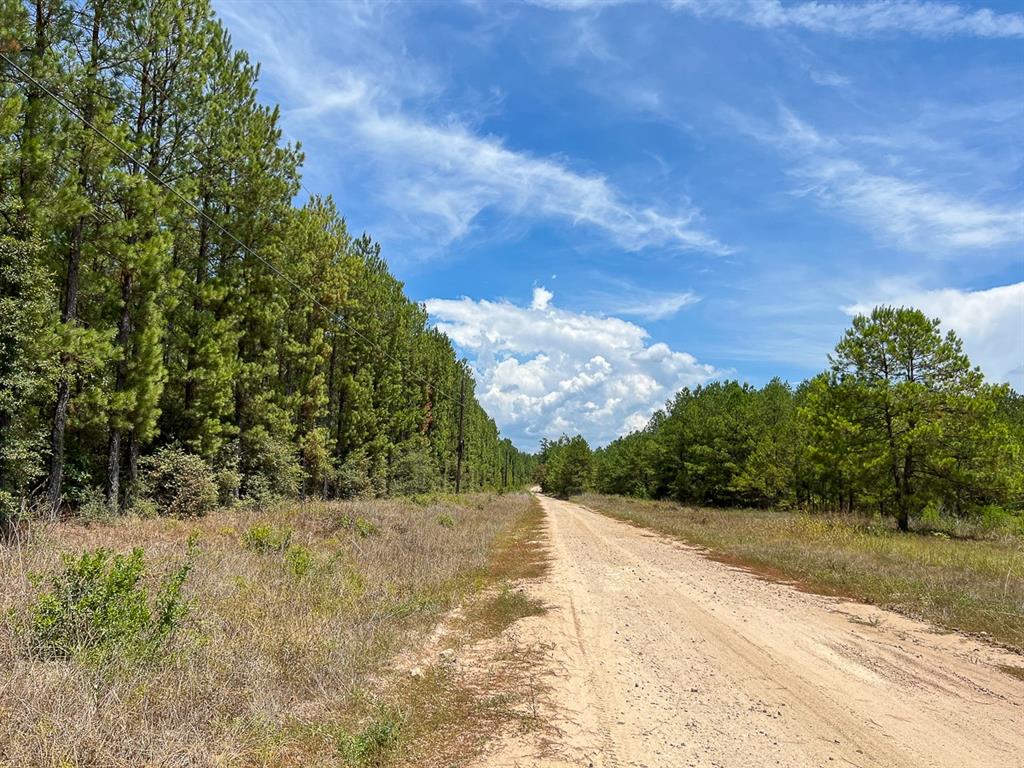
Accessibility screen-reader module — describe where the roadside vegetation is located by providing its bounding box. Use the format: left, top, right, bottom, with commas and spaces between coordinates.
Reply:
537, 309, 1023, 648
578, 493, 1024, 650
0, 0, 534, 533
540, 307, 1023, 534
0, 492, 548, 767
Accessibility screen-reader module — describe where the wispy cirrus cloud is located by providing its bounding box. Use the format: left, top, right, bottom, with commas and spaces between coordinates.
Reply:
217, 2, 729, 256
730, 106, 1024, 252
532, 0, 1024, 39
426, 286, 719, 447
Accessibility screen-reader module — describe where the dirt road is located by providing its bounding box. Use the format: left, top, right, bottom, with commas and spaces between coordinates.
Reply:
481, 494, 1024, 768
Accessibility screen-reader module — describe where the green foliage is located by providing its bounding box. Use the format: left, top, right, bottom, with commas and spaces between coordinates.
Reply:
284, 545, 315, 577
29, 539, 196, 667
240, 427, 303, 501
1, 0, 531, 517
592, 308, 1022, 532
389, 438, 439, 496
337, 708, 403, 768
539, 435, 592, 498
141, 446, 219, 517
341, 514, 379, 538
243, 523, 293, 554
436, 512, 456, 528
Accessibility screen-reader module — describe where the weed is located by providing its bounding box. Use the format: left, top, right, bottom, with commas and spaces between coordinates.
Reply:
284, 545, 315, 578
243, 523, 293, 553
337, 707, 403, 767
341, 514, 379, 538
436, 513, 456, 529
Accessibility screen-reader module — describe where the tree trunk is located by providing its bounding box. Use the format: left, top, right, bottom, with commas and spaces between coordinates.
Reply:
105, 427, 121, 510
106, 271, 133, 511
44, 219, 83, 517
125, 431, 139, 512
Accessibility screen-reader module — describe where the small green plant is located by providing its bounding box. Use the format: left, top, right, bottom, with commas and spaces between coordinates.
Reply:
284, 545, 314, 577
337, 707, 403, 767
29, 536, 197, 667
243, 523, 293, 553
341, 514, 379, 538
436, 512, 456, 528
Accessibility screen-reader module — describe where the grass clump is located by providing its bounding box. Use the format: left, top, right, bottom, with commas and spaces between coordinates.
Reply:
243, 522, 293, 553
28, 537, 196, 668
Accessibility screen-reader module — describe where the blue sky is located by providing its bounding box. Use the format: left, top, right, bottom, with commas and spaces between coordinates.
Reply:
215, 0, 1024, 450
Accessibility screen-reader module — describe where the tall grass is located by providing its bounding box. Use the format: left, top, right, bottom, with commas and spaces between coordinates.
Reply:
578, 493, 1024, 650
0, 493, 535, 767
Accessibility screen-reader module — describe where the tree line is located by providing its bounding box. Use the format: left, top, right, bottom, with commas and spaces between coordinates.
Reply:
540, 307, 1023, 531
0, 0, 533, 522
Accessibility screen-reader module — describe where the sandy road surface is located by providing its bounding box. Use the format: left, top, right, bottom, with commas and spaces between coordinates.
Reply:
480, 494, 1024, 768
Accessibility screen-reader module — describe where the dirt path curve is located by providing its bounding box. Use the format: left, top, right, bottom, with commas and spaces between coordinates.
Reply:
479, 494, 1024, 768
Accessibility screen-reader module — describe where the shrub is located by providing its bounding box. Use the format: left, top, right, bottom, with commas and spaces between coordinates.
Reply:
29, 538, 196, 667
436, 512, 456, 528
77, 486, 113, 522
240, 427, 303, 501
389, 439, 438, 496
338, 708, 402, 767
340, 514, 379, 538
336, 449, 373, 500
243, 523, 293, 553
285, 545, 314, 577
141, 446, 218, 517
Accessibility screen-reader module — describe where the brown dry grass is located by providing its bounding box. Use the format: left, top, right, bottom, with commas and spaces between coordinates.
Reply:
577, 493, 1024, 651
0, 492, 541, 767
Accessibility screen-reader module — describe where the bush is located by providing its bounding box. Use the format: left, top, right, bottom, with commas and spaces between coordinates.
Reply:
389, 439, 438, 496
240, 427, 303, 501
436, 512, 456, 528
29, 538, 196, 667
141, 446, 218, 517
335, 449, 374, 500
77, 486, 113, 522
338, 708, 402, 767
284, 545, 315, 577
340, 514, 379, 538
243, 523, 293, 553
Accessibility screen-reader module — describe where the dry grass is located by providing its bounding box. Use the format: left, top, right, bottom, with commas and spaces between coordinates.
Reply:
577, 493, 1024, 651
0, 492, 540, 767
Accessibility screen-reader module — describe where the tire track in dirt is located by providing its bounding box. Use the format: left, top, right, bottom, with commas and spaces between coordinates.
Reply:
476, 494, 1024, 768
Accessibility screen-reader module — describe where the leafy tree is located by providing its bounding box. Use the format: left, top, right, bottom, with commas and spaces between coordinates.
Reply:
829, 306, 992, 530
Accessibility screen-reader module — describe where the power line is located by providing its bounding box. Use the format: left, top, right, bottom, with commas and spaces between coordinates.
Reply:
1, 49, 476, 413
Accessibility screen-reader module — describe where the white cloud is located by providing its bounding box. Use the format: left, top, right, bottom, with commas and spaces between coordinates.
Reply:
531, 285, 554, 310
735, 107, 1023, 252
534, 0, 1024, 38
425, 288, 719, 448
844, 281, 1024, 390
611, 290, 701, 320
808, 69, 851, 88
217, 3, 729, 255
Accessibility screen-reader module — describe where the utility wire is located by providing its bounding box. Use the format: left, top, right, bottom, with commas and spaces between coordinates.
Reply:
0, 50, 476, 413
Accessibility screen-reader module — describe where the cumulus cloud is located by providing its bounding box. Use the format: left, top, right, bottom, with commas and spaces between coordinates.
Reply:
844, 281, 1024, 390
425, 287, 719, 448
